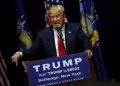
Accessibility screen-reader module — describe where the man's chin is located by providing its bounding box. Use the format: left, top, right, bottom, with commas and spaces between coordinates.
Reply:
53, 25, 61, 29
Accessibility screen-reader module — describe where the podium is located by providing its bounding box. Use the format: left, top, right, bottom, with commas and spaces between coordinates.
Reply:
26, 52, 91, 86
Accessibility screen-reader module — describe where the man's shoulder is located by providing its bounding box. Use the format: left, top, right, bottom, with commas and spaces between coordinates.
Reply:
66, 22, 81, 26
66, 23, 82, 30
37, 27, 52, 36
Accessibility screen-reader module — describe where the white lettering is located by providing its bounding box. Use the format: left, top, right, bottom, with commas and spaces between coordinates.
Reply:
33, 65, 40, 72
61, 74, 70, 78
63, 59, 73, 67
52, 61, 60, 69
32, 57, 82, 72
75, 58, 82, 65
43, 63, 50, 71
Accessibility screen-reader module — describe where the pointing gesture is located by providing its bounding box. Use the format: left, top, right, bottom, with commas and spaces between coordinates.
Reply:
11, 51, 22, 66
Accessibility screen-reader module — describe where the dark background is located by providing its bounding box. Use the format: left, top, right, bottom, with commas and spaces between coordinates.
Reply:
0, 0, 120, 86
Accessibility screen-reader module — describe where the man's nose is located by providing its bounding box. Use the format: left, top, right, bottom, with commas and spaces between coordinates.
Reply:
53, 17, 57, 21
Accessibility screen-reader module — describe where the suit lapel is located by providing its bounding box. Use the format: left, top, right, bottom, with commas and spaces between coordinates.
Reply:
47, 24, 73, 56
65, 23, 73, 54
48, 28, 57, 57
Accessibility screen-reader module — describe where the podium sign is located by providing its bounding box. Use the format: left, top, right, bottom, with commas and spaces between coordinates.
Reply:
26, 53, 90, 86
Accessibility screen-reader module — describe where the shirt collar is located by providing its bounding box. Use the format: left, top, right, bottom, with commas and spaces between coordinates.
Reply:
53, 24, 65, 32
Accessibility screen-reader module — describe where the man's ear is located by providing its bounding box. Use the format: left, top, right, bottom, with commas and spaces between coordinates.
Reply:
64, 14, 68, 23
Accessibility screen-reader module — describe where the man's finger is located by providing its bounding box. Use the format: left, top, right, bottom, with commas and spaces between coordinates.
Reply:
16, 60, 18, 66
14, 58, 18, 66
11, 57, 15, 62
11, 57, 18, 66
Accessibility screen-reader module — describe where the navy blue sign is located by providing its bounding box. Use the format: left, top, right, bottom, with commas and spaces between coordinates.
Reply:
26, 53, 90, 86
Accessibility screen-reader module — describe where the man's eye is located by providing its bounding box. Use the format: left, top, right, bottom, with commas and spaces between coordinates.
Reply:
56, 15, 60, 17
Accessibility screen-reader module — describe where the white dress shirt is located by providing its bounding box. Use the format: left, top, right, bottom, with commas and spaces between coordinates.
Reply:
53, 25, 66, 57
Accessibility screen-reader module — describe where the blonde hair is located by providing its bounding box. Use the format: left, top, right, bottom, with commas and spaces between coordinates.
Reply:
47, 5, 65, 17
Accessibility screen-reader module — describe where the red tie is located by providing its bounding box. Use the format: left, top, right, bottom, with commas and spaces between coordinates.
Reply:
57, 30, 66, 57
57, 30, 67, 86
57, 36, 66, 56
57, 32, 66, 86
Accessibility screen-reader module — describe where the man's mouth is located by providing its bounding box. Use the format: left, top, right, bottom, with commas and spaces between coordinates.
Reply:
53, 23, 60, 26
53, 22, 59, 24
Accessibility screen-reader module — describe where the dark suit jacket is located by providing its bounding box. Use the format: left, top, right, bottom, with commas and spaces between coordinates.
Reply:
22, 23, 91, 60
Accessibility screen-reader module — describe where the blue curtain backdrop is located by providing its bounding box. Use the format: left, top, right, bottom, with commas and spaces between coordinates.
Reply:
93, 0, 120, 81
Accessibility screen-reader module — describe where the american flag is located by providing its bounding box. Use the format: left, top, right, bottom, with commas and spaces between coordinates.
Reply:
45, 0, 63, 9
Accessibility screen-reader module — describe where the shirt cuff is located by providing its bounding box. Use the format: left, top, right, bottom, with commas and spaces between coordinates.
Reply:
19, 51, 23, 58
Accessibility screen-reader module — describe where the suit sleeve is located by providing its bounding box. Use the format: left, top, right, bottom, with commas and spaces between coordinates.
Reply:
77, 25, 91, 51
21, 32, 44, 61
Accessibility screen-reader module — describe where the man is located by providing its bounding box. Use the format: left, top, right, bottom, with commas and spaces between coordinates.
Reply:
11, 5, 93, 85
11, 5, 93, 64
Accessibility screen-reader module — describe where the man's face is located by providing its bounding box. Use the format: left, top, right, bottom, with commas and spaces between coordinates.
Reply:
48, 10, 64, 30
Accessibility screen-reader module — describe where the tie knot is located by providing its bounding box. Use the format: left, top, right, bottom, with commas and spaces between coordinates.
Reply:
57, 29, 62, 38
